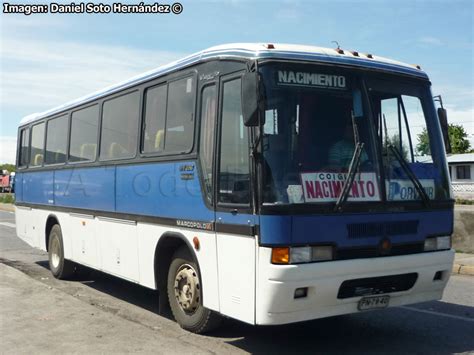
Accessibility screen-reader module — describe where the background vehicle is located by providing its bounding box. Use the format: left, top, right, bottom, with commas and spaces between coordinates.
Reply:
1, 170, 12, 193
15, 43, 454, 333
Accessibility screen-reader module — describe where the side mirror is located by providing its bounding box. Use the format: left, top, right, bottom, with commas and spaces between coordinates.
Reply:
438, 107, 451, 154
241, 71, 260, 126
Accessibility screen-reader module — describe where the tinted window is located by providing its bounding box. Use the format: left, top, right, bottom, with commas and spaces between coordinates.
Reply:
165, 77, 194, 153
45, 115, 68, 165
100, 92, 140, 160
18, 128, 29, 167
30, 122, 45, 167
199, 85, 217, 202
142, 84, 167, 153
218, 78, 250, 204
70, 105, 99, 162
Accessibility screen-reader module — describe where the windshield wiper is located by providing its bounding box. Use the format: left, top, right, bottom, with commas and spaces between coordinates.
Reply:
334, 142, 364, 212
382, 114, 430, 205
334, 113, 364, 212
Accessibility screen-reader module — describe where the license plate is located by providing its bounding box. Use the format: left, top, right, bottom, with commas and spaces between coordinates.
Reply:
358, 295, 390, 311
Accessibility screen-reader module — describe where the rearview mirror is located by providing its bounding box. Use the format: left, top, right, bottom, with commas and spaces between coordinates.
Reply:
438, 107, 451, 154
241, 71, 260, 126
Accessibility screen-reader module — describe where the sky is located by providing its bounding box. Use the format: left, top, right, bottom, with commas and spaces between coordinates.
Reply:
1, 0, 473, 163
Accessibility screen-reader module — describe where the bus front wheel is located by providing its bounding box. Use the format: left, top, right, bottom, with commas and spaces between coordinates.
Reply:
48, 225, 75, 279
167, 246, 221, 333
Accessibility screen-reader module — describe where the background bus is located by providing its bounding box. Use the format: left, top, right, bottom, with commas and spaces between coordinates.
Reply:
15, 43, 454, 333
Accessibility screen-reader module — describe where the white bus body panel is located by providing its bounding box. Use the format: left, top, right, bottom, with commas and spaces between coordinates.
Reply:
68, 213, 98, 268
216, 233, 256, 324
14, 207, 221, 314
255, 247, 454, 325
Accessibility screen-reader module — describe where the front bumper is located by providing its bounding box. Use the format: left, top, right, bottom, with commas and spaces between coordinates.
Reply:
256, 248, 454, 325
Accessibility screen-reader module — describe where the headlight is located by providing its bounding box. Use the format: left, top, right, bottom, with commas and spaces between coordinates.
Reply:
311, 246, 333, 261
424, 236, 451, 251
271, 246, 334, 264
290, 246, 312, 263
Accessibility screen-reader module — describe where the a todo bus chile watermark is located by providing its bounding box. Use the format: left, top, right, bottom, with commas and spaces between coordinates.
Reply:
3, 2, 183, 15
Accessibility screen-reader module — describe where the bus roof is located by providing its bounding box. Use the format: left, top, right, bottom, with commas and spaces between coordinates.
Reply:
20, 43, 428, 126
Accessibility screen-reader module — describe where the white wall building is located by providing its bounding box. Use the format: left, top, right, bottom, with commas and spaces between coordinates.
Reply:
447, 153, 474, 199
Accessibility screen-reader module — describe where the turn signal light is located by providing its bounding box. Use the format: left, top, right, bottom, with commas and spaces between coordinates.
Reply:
271, 247, 289, 264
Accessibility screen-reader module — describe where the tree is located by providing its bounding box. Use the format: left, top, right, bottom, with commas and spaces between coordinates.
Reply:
416, 124, 471, 155
0, 164, 15, 173
384, 134, 409, 160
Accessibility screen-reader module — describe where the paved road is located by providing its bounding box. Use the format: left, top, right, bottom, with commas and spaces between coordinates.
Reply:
1, 210, 473, 354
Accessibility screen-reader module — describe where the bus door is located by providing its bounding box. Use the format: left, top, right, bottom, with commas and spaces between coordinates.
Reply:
214, 73, 257, 324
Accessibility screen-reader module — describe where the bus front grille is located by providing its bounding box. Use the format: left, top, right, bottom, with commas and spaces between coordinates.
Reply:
337, 273, 418, 299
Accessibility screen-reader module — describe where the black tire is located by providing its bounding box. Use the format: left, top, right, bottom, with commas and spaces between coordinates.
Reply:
167, 246, 221, 333
48, 224, 75, 279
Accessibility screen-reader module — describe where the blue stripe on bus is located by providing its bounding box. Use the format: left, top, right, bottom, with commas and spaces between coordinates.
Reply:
54, 166, 116, 211
115, 162, 213, 221
21, 171, 54, 205
16, 161, 215, 222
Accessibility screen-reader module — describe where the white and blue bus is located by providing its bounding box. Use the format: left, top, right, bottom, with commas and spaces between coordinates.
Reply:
15, 43, 454, 333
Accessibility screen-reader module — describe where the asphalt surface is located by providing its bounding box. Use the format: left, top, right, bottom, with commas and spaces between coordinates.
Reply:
1, 210, 473, 354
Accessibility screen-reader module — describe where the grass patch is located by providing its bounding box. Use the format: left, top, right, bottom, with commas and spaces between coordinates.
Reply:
0, 194, 15, 204
455, 198, 474, 205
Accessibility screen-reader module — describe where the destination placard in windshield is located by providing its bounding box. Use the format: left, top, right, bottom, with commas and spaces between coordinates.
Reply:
300, 172, 381, 203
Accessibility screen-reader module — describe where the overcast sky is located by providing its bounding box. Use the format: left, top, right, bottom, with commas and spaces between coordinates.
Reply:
1, 0, 473, 163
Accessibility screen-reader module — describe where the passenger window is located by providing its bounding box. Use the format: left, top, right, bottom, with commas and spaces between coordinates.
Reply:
30, 122, 45, 167
70, 105, 99, 162
100, 91, 140, 160
142, 84, 167, 153
45, 115, 68, 165
218, 78, 250, 204
18, 128, 30, 167
165, 77, 194, 153
199, 84, 216, 202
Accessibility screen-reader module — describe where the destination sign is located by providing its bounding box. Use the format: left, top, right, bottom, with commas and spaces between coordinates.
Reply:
277, 70, 347, 89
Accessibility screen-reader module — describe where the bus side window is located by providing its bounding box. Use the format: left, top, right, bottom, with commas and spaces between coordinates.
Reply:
30, 122, 45, 167
218, 78, 250, 204
18, 127, 30, 167
199, 84, 217, 203
100, 91, 140, 160
142, 84, 167, 153
69, 105, 99, 162
45, 114, 68, 165
165, 77, 194, 153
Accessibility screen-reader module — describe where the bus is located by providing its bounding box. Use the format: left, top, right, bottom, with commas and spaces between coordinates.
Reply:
15, 43, 454, 333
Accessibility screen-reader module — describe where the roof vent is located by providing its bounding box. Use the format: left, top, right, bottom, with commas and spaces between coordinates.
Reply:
265, 43, 275, 49
334, 48, 344, 54
350, 51, 359, 57
366, 53, 374, 59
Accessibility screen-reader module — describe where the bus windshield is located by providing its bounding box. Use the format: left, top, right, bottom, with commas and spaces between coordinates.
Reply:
258, 63, 451, 206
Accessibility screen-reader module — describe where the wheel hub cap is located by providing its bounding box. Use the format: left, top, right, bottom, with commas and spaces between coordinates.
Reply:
51, 237, 60, 268
174, 264, 200, 313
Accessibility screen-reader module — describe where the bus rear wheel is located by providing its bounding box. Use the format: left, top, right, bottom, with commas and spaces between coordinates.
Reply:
167, 246, 221, 333
48, 225, 74, 279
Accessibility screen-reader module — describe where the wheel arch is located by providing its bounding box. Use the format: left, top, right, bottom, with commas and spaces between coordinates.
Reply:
45, 214, 60, 252
153, 232, 200, 314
